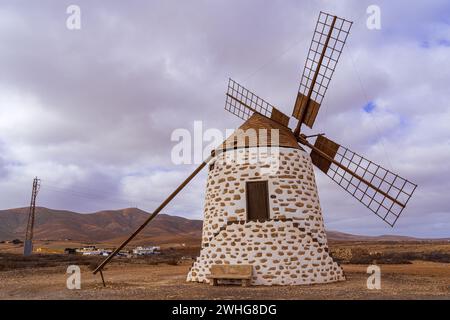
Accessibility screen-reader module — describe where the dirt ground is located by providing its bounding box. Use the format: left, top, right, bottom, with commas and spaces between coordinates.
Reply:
0, 260, 448, 300
1, 241, 449, 300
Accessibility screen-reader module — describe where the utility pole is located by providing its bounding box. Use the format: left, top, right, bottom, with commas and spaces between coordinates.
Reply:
24, 177, 41, 256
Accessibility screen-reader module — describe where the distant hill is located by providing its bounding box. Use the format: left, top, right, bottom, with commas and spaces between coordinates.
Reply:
0, 207, 446, 244
0, 207, 202, 244
325, 230, 426, 242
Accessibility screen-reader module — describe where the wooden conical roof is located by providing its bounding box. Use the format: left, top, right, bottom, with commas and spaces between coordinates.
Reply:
221, 113, 301, 151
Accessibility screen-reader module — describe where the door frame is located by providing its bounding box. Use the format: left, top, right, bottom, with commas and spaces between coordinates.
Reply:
245, 180, 271, 222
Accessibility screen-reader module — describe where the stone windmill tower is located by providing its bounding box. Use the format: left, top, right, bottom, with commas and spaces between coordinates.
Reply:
92, 12, 417, 287
186, 111, 345, 285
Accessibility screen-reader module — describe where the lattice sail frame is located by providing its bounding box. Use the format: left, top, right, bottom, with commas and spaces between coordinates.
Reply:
225, 78, 275, 121
318, 139, 417, 227
293, 12, 352, 127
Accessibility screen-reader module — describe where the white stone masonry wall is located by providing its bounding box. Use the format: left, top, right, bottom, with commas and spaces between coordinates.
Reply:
187, 147, 345, 285
187, 218, 345, 285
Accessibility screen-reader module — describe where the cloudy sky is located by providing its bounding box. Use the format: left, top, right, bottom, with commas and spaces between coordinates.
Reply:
0, 0, 449, 237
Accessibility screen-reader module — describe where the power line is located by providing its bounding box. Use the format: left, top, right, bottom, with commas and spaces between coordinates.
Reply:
241, 37, 307, 82
347, 43, 395, 172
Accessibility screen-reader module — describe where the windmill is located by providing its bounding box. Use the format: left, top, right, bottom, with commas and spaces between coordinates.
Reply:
93, 12, 417, 286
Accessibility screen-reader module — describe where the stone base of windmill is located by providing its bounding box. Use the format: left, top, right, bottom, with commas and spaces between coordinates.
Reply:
187, 218, 345, 286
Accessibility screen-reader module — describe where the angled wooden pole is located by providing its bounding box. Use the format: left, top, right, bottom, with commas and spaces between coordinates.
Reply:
92, 155, 213, 275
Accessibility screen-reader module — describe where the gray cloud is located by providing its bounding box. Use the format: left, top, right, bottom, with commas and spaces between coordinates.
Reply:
0, 0, 449, 237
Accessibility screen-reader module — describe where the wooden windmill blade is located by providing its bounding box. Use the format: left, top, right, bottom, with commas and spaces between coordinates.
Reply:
299, 135, 417, 227
225, 78, 290, 127
293, 12, 353, 131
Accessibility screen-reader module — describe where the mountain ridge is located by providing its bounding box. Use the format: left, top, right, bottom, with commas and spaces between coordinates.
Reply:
0, 207, 447, 243
0, 207, 202, 244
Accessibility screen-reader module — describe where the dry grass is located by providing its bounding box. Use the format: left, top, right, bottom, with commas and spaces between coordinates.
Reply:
0, 250, 195, 272
0, 253, 102, 272
329, 240, 450, 264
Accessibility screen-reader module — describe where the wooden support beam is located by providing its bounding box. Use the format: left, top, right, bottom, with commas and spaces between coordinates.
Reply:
92, 155, 213, 276
99, 269, 106, 287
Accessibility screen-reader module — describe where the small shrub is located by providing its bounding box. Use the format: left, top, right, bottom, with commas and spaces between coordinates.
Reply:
166, 259, 180, 266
